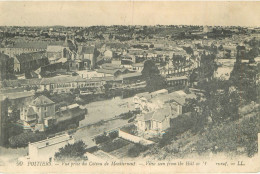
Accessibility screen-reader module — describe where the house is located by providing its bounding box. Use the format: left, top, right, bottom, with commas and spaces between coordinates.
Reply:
40, 75, 81, 93
20, 95, 55, 131
154, 90, 196, 115
40, 75, 106, 93
14, 51, 49, 73
134, 90, 196, 115
27, 134, 74, 161
133, 89, 168, 112
136, 105, 174, 133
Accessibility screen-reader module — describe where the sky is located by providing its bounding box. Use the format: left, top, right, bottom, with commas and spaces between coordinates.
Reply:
0, 1, 259, 27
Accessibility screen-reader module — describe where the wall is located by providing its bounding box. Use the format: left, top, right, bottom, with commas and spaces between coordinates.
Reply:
118, 130, 154, 146
28, 135, 74, 161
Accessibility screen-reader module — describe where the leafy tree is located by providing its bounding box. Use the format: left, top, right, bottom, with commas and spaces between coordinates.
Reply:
197, 79, 240, 123
128, 144, 148, 157
9, 132, 47, 148
54, 141, 88, 161
141, 60, 166, 92
197, 53, 217, 81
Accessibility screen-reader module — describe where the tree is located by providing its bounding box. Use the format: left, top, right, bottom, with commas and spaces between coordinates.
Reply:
197, 79, 241, 123
54, 141, 88, 161
9, 132, 47, 148
141, 60, 166, 92
127, 144, 148, 157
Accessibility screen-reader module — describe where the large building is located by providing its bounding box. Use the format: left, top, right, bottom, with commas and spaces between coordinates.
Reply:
0, 41, 65, 57
0, 42, 47, 57
14, 51, 49, 73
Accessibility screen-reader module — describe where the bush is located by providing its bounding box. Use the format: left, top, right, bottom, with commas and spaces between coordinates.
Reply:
54, 141, 87, 161
128, 144, 148, 158
194, 114, 260, 157
9, 132, 47, 148
120, 125, 137, 135
100, 138, 129, 152
94, 134, 110, 144
108, 131, 118, 139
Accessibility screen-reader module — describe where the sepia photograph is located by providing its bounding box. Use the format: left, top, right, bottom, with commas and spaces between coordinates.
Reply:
0, 1, 259, 173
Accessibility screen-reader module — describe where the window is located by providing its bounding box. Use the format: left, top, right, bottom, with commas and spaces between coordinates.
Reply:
44, 106, 47, 111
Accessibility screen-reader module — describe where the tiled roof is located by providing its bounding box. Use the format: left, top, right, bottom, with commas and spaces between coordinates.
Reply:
152, 106, 171, 122
117, 72, 142, 80
154, 90, 196, 105
5, 41, 64, 49
101, 63, 122, 70
29, 134, 73, 149
96, 68, 122, 75
40, 75, 85, 84
2, 79, 41, 88
137, 105, 171, 122
46, 45, 63, 52
136, 112, 154, 121
32, 95, 55, 106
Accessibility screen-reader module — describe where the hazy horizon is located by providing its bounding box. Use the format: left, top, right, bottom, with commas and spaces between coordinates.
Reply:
0, 1, 259, 27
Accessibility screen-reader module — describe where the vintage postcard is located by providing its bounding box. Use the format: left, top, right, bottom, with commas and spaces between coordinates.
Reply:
0, 1, 259, 173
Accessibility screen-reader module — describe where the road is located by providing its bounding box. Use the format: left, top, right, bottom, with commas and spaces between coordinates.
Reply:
74, 96, 136, 142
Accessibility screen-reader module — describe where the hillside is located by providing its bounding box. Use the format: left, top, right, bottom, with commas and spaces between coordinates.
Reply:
142, 103, 260, 160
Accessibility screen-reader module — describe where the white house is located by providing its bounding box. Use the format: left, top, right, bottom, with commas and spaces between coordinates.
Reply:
133, 89, 168, 112
136, 105, 173, 133
134, 90, 196, 115
20, 95, 55, 131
